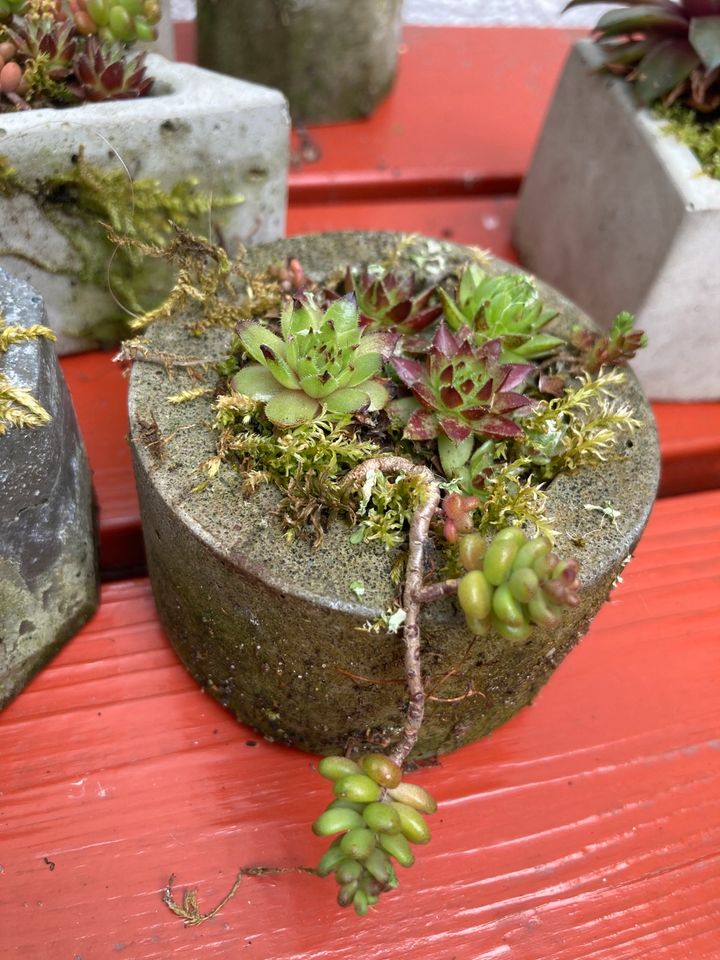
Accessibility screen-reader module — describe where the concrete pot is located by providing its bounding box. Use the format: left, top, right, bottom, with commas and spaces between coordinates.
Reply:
513, 41, 720, 402
0, 56, 289, 356
196, 0, 403, 123
128, 231, 659, 760
1, 268, 98, 709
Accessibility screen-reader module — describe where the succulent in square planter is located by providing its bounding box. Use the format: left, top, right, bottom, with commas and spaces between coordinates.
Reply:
125, 230, 659, 918
196, 0, 404, 123
513, 0, 720, 401
0, 0, 288, 355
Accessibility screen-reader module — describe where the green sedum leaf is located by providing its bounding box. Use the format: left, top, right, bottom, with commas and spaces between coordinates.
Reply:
264, 390, 320, 427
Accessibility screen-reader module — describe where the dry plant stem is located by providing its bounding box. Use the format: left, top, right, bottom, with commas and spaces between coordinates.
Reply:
163, 866, 317, 927
342, 456, 442, 768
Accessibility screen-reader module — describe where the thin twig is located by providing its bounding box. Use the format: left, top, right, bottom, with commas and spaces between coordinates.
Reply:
417, 578, 460, 604
343, 456, 441, 767
162, 866, 318, 927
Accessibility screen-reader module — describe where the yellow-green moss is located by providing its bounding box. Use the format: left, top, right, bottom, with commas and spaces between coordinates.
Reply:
655, 104, 720, 180
0, 149, 243, 341
0, 314, 56, 434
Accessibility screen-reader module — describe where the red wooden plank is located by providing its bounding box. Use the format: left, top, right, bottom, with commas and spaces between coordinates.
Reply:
2, 490, 720, 958
175, 22, 581, 202
288, 196, 519, 261
59, 350, 142, 577
287, 27, 583, 202
653, 402, 720, 498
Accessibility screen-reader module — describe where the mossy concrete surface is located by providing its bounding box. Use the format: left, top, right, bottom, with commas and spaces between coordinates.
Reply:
129, 232, 660, 759
0, 56, 289, 355
0, 268, 98, 709
197, 0, 403, 123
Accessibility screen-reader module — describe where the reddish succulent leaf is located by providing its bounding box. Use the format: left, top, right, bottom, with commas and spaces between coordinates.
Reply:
432, 321, 461, 358
476, 379, 494, 403
101, 61, 125, 91
440, 385, 464, 409
635, 38, 699, 102
466, 414, 525, 440
497, 362, 535, 392
405, 409, 439, 440
683, 0, 720, 15
492, 393, 535, 415
388, 301, 413, 323
439, 416, 472, 442
391, 356, 424, 387
689, 15, 720, 68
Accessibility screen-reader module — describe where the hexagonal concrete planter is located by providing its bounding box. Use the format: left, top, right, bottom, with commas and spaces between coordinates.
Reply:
513, 41, 720, 402
0, 55, 289, 355
1, 268, 98, 709
128, 232, 659, 760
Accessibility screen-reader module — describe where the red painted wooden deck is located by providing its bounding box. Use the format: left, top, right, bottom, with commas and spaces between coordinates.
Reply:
5, 22, 720, 960
3, 490, 720, 958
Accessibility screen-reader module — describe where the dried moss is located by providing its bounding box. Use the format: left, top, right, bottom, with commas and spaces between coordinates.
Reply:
0, 313, 56, 434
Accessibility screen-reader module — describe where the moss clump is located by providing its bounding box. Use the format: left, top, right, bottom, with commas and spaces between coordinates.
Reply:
655, 104, 720, 180
0, 149, 243, 341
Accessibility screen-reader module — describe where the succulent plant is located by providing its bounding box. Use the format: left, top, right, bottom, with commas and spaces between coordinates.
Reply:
231, 294, 394, 428
570, 310, 648, 373
331, 265, 443, 336
389, 323, 534, 479
456, 526, 581, 641
313, 753, 437, 917
69, 0, 160, 43
566, 0, 720, 110
70, 34, 152, 99
6, 14, 76, 77
439, 263, 564, 362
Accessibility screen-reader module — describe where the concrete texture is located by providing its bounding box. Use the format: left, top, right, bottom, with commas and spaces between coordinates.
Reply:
513, 42, 720, 401
0, 268, 98, 709
129, 231, 659, 760
196, 0, 403, 122
0, 56, 289, 355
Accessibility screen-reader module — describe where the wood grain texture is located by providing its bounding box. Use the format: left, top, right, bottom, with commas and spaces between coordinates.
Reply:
2, 490, 720, 959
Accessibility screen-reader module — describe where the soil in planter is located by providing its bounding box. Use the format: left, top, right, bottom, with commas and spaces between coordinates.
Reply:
128, 232, 659, 760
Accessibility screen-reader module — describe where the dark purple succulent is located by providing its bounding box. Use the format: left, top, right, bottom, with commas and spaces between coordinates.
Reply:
566, 0, 720, 109
389, 322, 535, 478
328, 266, 443, 336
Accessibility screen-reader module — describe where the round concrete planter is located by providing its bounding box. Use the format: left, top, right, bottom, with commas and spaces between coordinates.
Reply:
129, 232, 659, 759
0, 56, 288, 355
196, 0, 403, 123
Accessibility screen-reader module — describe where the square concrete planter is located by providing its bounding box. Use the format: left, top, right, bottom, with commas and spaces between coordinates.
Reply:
0, 55, 289, 355
513, 41, 720, 401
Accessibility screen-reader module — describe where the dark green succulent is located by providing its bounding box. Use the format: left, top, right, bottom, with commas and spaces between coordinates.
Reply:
566, 0, 720, 110
232, 294, 394, 428
439, 264, 563, 363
